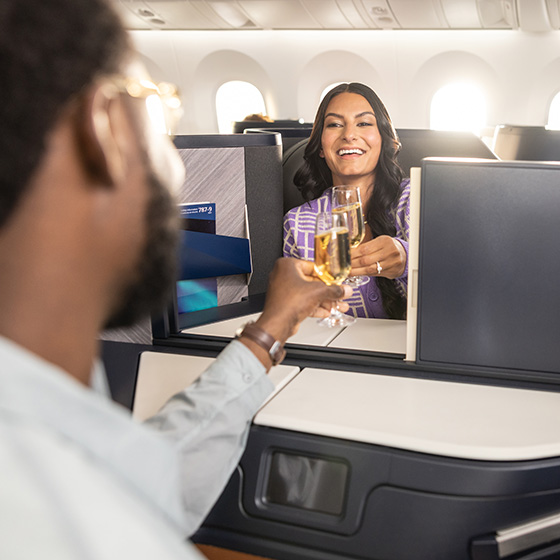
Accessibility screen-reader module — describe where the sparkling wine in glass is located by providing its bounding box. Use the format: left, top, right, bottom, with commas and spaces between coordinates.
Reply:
314, 211, 356, 328
332, 185, 370, 287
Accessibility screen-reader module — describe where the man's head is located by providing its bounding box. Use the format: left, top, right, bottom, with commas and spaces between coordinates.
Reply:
0, 0, 130, 228
0, 0, 185, 337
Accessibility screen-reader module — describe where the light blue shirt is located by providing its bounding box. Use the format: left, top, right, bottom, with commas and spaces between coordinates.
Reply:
0, 336, 273, 559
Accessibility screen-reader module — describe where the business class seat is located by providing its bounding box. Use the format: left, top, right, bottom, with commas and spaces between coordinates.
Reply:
233, 119, 313, 134
282, 137, 311, 214
243, 126, 312, 154
493, 124, 560, 161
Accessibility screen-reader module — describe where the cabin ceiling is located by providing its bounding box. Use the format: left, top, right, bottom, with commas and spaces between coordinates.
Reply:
112, 0, 560, 32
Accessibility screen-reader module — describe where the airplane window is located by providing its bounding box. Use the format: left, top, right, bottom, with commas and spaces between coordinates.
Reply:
215, 80, 267, 133
430, 83, 486, 136
547, 91, 560, 130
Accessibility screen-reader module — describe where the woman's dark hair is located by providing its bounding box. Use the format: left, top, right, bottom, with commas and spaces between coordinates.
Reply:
294, 82, 406, 319
0, 0, 130, 229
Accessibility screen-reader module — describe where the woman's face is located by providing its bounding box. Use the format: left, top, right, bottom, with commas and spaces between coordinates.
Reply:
319, 92, 382, 189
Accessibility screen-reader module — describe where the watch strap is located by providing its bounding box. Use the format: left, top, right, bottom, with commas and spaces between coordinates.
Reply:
236, 322, 286, 366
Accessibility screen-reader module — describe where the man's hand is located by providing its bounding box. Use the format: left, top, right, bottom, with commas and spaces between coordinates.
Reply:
237, 259, 352, 367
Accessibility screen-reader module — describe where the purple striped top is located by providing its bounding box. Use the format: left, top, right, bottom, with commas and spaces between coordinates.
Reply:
282, 180, 410, 318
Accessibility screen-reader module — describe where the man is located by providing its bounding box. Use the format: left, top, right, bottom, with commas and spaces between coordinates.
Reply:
0, 0, 349, 557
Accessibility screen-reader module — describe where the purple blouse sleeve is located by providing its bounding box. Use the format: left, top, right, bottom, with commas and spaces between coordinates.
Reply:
282, 194, 330, 261
282, 211, 299, 258
393, 179, 411, 296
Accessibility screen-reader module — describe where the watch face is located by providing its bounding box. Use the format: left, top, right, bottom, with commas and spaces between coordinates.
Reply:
269, 340, 285, 364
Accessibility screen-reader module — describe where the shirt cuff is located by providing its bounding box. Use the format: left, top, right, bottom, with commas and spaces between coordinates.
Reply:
210, 340, 275, 405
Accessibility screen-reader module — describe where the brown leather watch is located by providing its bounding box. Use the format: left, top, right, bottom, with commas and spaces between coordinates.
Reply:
235, 321, 286, 366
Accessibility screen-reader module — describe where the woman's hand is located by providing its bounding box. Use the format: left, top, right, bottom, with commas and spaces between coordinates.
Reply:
350, 235, 406, 279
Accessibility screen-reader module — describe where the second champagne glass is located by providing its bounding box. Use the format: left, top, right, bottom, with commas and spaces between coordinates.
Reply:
331, 185, 370, 287
314, 211, 356, 328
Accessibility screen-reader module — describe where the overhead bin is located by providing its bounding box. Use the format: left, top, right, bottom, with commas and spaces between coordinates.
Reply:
110, 0, 559, 32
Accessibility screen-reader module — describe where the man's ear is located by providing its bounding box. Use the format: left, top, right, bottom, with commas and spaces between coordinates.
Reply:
74, 84, 129, 187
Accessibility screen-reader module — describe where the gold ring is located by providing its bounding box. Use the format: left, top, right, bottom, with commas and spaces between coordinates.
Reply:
376, 261, 382, 275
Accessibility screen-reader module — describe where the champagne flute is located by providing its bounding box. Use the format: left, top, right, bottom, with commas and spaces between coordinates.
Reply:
331, 185, 370, 287
314, 211, 356, 328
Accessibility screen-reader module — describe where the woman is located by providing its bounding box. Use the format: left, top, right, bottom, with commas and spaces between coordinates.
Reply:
283, 82, 410, 319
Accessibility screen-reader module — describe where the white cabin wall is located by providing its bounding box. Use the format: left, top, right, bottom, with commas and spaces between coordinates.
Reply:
129, 29, 560, 134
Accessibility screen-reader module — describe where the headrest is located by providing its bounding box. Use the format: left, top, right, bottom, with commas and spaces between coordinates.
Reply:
282, 138, 308, 214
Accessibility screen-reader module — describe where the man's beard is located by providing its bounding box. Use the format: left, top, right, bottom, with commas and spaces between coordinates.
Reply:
103, 170, 179, 330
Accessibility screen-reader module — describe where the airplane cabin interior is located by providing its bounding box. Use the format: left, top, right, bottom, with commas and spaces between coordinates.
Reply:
100, 1, 560, 559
